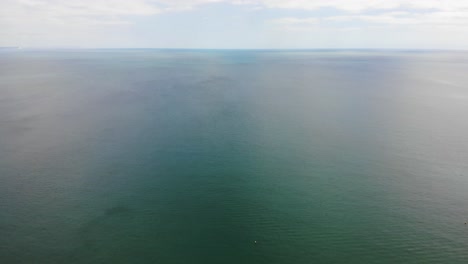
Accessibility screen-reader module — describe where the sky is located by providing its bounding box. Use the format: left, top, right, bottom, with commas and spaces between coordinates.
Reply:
1, 0, 468, 49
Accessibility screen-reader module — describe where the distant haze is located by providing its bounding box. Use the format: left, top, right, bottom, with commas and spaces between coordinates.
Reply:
2, 0, 468, 49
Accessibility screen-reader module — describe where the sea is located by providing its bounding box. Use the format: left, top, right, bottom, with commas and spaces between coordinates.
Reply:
1, 49, 468, 263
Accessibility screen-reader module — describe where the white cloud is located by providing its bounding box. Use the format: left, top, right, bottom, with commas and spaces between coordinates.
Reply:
2, 0, 468, 47
234, 0, 468, 12
270, 17, 320, 32
3, 0, 468, 26
272, 17, 319, 25
13, 0, 137, 29
277, 10, 468, 30
261, 0, 468, 31
3, 0, 468, 21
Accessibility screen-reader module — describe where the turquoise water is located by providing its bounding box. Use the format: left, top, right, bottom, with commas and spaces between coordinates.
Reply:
1, 50, 468, 263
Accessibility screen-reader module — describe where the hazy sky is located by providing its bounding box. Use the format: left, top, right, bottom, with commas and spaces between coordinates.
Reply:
2, 0, 468, 49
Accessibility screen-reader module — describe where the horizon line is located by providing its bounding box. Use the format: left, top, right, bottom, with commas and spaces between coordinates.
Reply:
2, 47, 468, 52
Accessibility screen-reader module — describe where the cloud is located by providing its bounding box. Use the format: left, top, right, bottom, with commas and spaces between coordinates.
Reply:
0, 0, 232, 30
272, 10, 468, 31
271, 17, 319, 26
3, 0, 468, 26
260, 1, 468, 31
235, 0, 468, 12
270, 17, 320, 31
373, 11, 468, 30
2, 0, 468, 47
1, 0, 161, 26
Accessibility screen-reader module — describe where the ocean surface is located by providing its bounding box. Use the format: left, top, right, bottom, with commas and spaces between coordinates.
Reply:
1, 50, 468, 263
